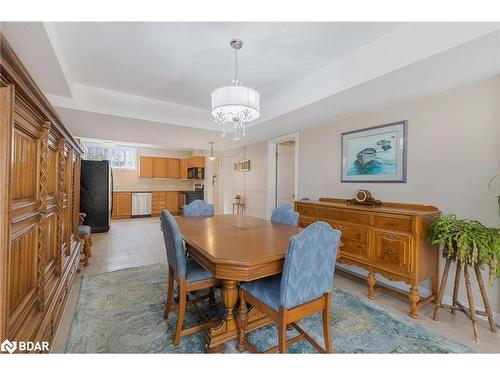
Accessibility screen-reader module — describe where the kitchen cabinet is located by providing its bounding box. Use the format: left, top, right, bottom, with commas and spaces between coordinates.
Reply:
112, 192, 132, 218
139, 156, 154, 178
153, 157, 167, 178
151, 191, 180, 216
166, 158, 180, 178
179, 159, 188, 179
187, 156, 205, 168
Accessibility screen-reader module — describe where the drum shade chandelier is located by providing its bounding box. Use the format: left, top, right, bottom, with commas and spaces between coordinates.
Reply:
211, 39, 260, 141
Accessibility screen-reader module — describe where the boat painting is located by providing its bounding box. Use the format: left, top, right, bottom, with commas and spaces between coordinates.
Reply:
341, 121, 407, 182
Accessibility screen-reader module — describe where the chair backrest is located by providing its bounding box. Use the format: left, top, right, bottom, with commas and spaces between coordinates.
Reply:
279, 221, 341, 309
160, 210, 187, 278
183, 199, 214, 217
271, 204, 299, 227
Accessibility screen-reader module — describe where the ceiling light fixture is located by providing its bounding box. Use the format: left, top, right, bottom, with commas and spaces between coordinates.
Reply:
207, 141, 217, 161
211, 39, 260, 141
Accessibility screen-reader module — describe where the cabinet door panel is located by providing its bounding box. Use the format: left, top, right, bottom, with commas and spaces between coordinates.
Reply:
139, 156, 154, 178
153, 157, 167, 178
372, 230, 413, 273
165, 192, 179, 213
179, 159, 187, 179
166, 158, 180, 178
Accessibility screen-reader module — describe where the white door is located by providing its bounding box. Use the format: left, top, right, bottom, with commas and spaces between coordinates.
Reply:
211, 159, 222, 214
276, 142, 295, 207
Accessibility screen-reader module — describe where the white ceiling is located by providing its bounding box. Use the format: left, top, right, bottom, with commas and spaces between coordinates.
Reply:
1, 22, 499, 151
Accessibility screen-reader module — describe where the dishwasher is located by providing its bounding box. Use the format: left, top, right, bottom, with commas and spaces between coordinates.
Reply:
131, 192, 152, 217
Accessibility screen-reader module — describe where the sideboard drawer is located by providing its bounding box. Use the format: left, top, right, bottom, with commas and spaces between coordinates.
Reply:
373, 215, 413, 232
371, 230, 413, 273
340, 239, 369, 260
325, 220, 368, 244
298, 215, 316, 228
317, 208, 370, 225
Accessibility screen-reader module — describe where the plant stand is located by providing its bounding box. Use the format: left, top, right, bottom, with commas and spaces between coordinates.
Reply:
433, 260, 497, 342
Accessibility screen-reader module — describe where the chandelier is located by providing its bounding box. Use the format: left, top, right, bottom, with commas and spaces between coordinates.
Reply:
211, 39, 260, 141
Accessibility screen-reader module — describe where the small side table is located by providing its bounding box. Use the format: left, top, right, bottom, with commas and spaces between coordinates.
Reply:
232, 202, 246, 215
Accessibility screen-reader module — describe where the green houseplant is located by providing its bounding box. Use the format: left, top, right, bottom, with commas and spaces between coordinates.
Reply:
234, 194, 241, 204
427, 214, 500, 282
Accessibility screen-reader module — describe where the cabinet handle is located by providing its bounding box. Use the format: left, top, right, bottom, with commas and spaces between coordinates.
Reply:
355, 233, 361, 241
385, 247, 393, 256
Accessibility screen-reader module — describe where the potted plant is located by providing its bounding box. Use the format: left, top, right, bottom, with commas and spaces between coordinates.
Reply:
427, 214, 500, 281
234, 194, 241, 204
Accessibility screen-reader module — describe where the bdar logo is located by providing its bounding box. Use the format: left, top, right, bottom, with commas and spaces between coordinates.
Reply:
1, 339, 17, 354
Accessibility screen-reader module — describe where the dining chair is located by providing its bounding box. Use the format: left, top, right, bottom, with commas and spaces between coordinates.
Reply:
183, 199, 215, 217
271, 203, 299, 226
238, 221, 341, 353
160, 210, 220, 345
78, 213, 92, 266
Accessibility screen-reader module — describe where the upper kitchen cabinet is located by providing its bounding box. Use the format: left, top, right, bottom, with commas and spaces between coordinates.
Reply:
153, 157, 168, 178
179, 159, 188, 179
139, 156, 154, 178
187, 156, 205, 168
166, 158, 180, 178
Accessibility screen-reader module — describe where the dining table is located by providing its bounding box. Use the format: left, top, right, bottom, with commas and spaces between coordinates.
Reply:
175, 214, 303, 353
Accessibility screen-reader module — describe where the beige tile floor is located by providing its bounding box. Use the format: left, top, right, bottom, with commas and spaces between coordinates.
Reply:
51, 217, 500, 353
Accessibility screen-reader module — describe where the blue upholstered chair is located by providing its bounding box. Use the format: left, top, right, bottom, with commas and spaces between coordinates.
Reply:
271, 204, 299, 227
183, 199, 214, 217
237, 221, 341, 353
160, 210, 219, 345
78, 213, 92, 266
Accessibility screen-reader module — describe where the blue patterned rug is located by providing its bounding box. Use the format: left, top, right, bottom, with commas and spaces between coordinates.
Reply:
66, 264, 472, 353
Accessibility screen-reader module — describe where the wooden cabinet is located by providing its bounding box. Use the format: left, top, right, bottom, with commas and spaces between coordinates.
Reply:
139, 156, 154, 178
179, 159, 188, 179
187, 156, 205, 168
153, 157, 167, 178
295, 198, 439, 318
151, 191, 179, 216
112, 192, 132, 218
1, 35, 83, 350
166, 158, 180, 178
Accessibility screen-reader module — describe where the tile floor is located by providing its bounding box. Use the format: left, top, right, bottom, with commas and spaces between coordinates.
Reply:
51, 217, 500, 353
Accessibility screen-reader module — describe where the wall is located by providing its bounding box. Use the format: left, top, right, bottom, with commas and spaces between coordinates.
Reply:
297, 76, 500, 317
276, 142, 296, 206
221, 142, 268, 218
112, 146, 196, 191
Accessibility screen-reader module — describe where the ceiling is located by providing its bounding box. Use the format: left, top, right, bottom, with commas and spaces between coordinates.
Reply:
1, 22, 499, 151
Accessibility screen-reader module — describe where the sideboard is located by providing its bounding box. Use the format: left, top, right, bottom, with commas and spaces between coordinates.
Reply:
0, 33, 84, 351
294, 198, 440, 318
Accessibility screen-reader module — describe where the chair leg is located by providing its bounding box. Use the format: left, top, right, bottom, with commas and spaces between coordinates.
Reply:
173, 279, 187, 346
278, 307, 288, 354
163, 267, 175, 319
209, 287, 216, 305
322, 293, 333, 353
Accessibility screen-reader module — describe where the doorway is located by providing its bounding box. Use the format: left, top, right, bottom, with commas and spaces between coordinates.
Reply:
209, 158, 223, 214
267, 133, 299, 218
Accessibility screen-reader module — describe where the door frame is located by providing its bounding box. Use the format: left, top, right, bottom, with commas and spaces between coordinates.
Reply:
266, 132, 299, 219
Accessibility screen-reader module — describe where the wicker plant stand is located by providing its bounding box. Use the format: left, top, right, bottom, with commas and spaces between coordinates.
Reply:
433, 259, 497, 342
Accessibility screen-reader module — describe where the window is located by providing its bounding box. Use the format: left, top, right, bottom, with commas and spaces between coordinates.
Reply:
83, 142, 137, 170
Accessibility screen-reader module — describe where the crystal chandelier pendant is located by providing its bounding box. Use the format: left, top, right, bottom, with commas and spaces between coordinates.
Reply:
211, 39, 260, 141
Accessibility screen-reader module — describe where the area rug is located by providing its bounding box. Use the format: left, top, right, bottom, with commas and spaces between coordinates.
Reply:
66, 264, 472, 353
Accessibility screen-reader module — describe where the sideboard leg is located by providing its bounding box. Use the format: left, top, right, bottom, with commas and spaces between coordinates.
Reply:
433, 260, 451, 321
408, 285, 420, 319
367, 271, 376, 300
464, 266, 480, 342
474, 264, 497, 333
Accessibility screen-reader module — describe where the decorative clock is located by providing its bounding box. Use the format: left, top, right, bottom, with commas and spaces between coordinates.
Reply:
346, 189, 382, 206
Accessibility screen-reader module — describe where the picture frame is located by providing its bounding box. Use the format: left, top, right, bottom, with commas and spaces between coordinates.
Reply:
341, 121, 407, 183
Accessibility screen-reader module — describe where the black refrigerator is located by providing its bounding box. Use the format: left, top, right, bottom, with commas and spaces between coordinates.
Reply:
80, 160, 113, 233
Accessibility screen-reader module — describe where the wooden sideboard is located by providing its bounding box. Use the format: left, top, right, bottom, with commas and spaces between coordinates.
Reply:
294, 198, 440, 318
0, 33, 84, 351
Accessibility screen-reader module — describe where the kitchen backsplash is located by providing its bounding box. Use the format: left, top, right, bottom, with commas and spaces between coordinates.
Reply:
113, 169, 197, 191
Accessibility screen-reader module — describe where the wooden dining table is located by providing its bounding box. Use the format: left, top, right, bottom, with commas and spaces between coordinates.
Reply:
175, 214, 302, 353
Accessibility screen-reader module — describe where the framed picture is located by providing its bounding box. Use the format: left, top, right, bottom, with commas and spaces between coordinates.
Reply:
239, 159, 250, 172
341, 121, 407, 183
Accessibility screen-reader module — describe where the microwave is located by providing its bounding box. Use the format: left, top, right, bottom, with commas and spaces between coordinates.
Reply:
187, 167, 204, 180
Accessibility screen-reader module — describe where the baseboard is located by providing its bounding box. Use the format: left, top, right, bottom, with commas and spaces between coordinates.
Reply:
336, 264, 499, 328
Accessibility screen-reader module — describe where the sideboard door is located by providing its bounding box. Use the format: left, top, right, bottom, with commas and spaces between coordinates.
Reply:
371, 230, 413, 274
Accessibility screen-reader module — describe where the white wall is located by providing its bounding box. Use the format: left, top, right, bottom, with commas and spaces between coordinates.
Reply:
297, 76, 500, 316
112, 146, 196, 191
222, 142, 268, 218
